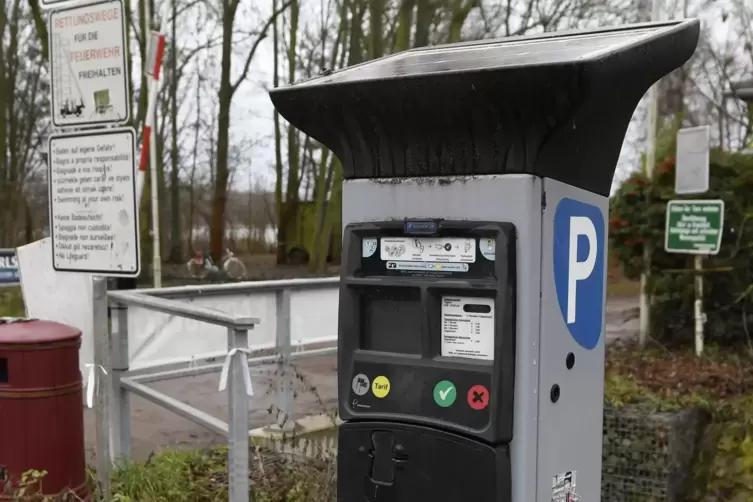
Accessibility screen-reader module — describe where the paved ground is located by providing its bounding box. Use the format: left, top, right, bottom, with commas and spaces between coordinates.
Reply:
605, 296, 639, 343
84, 296, 639, 462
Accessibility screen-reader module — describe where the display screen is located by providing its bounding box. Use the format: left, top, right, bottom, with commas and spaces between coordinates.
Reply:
361, 287, 423, 355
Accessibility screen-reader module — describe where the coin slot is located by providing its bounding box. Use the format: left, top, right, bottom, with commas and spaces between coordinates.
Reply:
462, 303, 492, 314
0, 358, 7, 384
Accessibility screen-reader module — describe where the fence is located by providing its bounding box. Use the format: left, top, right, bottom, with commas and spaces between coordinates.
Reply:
601, 404, 709, 502
103, 277, 340, 502
99, 277, 709, 502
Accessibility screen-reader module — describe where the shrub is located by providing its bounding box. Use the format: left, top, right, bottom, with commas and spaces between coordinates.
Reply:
609, 150, 753, 346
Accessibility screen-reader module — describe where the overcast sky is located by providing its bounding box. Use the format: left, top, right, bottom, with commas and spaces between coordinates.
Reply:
208, 0, 734, 196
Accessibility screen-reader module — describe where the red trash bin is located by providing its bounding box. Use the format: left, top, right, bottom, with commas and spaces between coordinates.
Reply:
0, 319, 89, 500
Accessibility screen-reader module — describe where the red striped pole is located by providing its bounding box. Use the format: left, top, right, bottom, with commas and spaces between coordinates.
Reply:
136, 31, 166, 206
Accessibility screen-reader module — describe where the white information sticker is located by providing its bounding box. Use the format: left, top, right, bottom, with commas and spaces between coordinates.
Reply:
48, 127, 140, 277
380, 237, 476, 263
441, 296, 494, 360
362, 237, 378, 258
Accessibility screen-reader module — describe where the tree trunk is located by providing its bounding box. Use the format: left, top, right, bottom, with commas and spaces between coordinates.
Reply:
322, 160, 343, 267
168, 0, 182, 263
395, 0, 415, 51
309, 150, 333, 272
138, 0, 154, 276
273, 0, 285, 264
369, 0, 385, 58
414, 0, 433, 48
209, 0, 237, 261
276, 0, 301, 264
448, 0, 475, 43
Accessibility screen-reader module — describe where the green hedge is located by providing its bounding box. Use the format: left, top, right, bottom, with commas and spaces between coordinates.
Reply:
609, 150, 753, 345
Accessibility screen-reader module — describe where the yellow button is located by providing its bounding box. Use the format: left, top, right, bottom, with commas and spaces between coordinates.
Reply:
372, 376, 390, 398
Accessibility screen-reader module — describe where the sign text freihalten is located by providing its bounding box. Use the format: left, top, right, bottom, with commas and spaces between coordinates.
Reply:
49, 0, 130, 128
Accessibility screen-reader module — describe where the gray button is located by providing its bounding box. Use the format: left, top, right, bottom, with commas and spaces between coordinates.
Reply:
352, 373, 370, 395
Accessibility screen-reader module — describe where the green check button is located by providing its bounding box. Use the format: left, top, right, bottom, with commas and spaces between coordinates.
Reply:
433, 380, 457, 407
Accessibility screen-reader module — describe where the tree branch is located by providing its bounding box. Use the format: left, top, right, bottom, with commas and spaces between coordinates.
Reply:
230, 0, 294, 93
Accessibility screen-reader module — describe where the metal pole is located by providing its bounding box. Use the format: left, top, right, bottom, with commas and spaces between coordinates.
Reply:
149, 102, 162, 288
227, 327, 251, 502
274, 288, 294, 431
142, 0, 164, 288
694, 255, 704, 356
109, 301, 132, 462
92, 277, 112, 501
639, 0, 663, 348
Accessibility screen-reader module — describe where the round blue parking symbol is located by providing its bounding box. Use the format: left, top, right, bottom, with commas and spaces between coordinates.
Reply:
553, 198, 605, 350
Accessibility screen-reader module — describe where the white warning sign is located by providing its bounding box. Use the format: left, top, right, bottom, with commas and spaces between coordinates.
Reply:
380, 237, 476, 263
49, 0, 130, 128
441, 296, 494, 360
48, 127, 140, 277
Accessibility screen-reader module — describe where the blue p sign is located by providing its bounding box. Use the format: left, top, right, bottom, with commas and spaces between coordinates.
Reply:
553, 198, 605, 350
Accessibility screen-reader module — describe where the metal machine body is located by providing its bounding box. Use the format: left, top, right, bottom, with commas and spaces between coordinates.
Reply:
269, 20, 701, 502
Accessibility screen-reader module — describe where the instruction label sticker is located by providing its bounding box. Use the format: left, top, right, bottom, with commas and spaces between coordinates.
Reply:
441, 296, 494, 360
551, 471, 579, 502
381, 237, 476, 263
386, 262, 469, 272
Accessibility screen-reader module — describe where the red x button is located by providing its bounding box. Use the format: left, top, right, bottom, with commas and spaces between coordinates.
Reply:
467, 385, 489, 410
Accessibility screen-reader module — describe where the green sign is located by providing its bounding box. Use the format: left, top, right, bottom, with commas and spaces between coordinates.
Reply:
433, 380, 457, 407
664, 200, 725, 254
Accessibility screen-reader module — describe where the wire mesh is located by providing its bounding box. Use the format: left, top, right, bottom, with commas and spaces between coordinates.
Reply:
602, 404, 708, 502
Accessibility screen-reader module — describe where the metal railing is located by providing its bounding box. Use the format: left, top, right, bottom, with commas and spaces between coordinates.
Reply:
104, 277, 340, 502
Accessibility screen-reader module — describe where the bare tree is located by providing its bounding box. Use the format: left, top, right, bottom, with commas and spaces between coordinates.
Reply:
1, 2, 48, 246
207, 0, 291, 261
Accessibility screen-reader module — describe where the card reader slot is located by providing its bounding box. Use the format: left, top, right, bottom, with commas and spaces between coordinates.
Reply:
345, 276, 421, 288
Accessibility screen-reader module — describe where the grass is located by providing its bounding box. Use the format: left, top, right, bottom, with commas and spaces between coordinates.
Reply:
2, 446, 336, 501
0, 286, 24, 317
109, 447, 335, 502
606, 278, 640, 298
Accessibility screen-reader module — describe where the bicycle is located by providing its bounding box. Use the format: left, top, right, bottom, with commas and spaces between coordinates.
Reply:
186, 249, 247, 280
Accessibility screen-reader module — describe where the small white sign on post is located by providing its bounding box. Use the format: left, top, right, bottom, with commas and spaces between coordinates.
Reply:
49, 0, 130, 128
675, 125, 710, 194
47, 127, 141, 277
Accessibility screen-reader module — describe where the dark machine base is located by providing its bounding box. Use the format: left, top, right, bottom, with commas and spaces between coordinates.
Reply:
337, 421, 511, 502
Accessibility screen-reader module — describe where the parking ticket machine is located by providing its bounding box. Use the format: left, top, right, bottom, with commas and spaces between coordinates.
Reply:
269, 20, 699, 502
